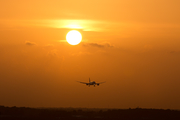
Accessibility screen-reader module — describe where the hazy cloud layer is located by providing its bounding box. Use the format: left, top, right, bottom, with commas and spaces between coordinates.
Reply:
46, 49, 59, 57
25, 41, 37, 46
170, 51, 180, 54
82, 42, 114, 48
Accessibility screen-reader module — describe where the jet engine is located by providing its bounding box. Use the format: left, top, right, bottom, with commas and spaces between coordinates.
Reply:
97, 84, 99, 86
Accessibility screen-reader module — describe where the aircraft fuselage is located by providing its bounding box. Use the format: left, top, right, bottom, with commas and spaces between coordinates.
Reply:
77, 78, 105, 87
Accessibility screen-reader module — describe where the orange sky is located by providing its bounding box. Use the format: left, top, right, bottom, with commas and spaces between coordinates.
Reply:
0, 0, 180, 109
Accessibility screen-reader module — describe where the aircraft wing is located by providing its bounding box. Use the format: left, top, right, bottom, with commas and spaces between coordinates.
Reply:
77, 81, 89, 84
96, 81, 106, 84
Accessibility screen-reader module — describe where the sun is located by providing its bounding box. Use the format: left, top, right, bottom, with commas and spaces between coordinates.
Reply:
66, 30, 82, 45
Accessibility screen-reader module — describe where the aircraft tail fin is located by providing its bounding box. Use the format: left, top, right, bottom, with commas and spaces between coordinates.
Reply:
89, 78, 91, 83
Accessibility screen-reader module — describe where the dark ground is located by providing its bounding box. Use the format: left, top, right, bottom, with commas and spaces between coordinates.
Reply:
0, 105, 180, 120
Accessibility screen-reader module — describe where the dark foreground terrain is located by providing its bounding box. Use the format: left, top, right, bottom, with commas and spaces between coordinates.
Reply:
0, 106, 180, 120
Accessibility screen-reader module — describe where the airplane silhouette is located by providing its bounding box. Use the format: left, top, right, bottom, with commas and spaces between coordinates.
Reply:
77, 78, 106, 87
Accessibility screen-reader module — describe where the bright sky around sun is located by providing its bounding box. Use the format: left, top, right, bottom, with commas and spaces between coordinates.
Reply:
0, 0, 180, 109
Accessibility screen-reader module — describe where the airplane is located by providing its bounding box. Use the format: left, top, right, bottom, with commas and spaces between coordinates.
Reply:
77, 78, 106, 87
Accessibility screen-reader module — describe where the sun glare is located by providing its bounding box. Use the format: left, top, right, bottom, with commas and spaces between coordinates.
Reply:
66, 30, 82, 45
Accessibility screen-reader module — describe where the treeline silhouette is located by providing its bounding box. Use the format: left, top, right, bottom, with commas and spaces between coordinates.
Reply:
0, 105, 180, 120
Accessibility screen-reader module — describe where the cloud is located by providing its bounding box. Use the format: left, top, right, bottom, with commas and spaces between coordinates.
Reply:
170, 51, 180, 54
25, 41, 37, 46
82, 42, 114, 48
46, 49, 59, 57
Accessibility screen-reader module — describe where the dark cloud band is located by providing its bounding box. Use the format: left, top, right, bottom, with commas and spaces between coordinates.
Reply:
25, 41, 37, 46
82, 42, 114, 48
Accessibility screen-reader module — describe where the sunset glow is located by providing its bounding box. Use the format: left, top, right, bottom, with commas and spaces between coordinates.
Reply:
0, 0, 180, 109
